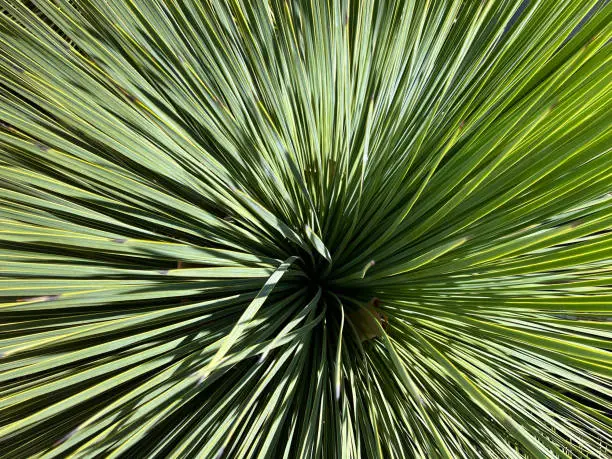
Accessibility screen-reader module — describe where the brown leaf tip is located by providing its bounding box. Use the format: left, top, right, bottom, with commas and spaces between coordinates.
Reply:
35, 142, 49, 151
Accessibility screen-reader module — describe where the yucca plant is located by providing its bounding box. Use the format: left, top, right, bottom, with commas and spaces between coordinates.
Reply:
0, 0, 610, 457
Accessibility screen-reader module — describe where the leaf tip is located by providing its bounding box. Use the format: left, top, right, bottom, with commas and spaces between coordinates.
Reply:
35, 142, 49, 152
18, 294, 60, 303
53, 427, 78, 447
196, 372, 208, 385
361, 260, 375, 278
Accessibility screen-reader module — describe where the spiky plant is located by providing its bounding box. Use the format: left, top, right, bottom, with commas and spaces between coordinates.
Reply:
0, 0, 610, 457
